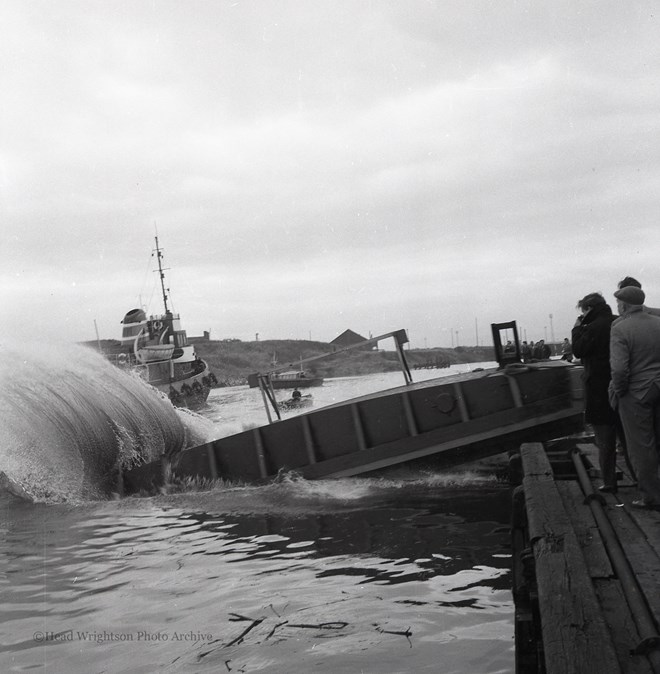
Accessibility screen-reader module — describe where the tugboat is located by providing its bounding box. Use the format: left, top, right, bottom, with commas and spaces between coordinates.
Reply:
108, 236, 217, 409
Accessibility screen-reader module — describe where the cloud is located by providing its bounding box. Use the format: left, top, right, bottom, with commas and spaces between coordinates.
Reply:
1, 1, 660, 347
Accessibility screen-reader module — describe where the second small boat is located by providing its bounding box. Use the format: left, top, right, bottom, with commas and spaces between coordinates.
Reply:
248, 369, 323, 390
278, 390, 314, 411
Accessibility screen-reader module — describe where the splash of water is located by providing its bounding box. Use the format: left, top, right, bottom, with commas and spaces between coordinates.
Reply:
174, 405, 220, 447
263, 470, 501, 501
0, 340, 188, 502
147, 468, 505, 516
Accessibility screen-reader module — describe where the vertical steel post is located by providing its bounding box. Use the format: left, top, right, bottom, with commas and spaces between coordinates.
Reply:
393, 330, 413, 385
258, 378, 274, 424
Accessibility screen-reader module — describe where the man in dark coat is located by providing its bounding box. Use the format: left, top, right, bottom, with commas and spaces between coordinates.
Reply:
572, 292, 619, 491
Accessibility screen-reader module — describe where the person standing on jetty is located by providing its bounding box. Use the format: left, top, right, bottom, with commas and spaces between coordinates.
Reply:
618, 276, 660, 316
532, 339, 551, 360
572, 293, 619, 492
609, 285, 660, 509
521, 341, 532, 362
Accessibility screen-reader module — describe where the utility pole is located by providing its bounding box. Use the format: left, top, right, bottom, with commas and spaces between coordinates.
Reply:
475, 318, 479, 346
549, 313, 555, 342
455, 330, 460, 347
451, 328, 454, 348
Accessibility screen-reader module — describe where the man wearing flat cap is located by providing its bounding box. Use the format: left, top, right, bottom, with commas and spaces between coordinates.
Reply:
609, 285, 660, 508
617, 276, 660, 316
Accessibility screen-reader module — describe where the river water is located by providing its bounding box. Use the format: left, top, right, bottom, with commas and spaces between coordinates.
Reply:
1, 350, 513, 673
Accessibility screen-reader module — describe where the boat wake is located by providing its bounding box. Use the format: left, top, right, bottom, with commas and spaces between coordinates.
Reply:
0, 340, 202, 503
142, 468, 505, 517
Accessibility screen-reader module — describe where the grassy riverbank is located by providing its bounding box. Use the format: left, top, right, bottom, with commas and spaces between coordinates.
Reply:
191, 338, 496, 386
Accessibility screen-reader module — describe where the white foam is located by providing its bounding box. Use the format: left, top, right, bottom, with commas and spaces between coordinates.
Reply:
0, 340, 186, 502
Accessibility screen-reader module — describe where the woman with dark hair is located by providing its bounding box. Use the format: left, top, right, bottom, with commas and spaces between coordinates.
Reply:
572, 292, 621, 491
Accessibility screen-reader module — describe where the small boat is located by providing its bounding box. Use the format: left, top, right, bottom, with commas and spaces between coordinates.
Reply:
278, 393, 314, 411
270, 370, 323, 389
248, 369, 323, 389
107, 236, 217, 409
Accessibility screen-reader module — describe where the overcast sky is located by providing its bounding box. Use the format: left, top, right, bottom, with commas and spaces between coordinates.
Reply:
2, 1, 659, 349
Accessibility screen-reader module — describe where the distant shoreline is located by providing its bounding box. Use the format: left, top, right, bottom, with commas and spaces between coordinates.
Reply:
190, 338, 497, 387
85, 336, 563, 388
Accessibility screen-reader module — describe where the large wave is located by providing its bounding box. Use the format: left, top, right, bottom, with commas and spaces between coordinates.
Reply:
0, 340, 189, 502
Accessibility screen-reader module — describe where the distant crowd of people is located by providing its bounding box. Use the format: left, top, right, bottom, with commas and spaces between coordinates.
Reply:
503, 338, 553, 361
570, 276, 660, 510
519, 339, 551, 362
503, 336, 574, 363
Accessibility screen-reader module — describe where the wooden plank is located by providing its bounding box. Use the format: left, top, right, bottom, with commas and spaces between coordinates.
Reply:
520, 441, 552, 478
556, 480, 613, 579
631, 511, 660, 564
522, 444, 620, 674
607, 505, 660, 631
593, 579, 654, 674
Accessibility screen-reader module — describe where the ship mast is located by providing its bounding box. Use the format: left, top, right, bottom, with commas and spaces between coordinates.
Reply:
154, 235, 170, 315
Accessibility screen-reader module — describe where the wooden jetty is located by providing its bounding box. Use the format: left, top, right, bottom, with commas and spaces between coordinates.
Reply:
511, 439, 660, 674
